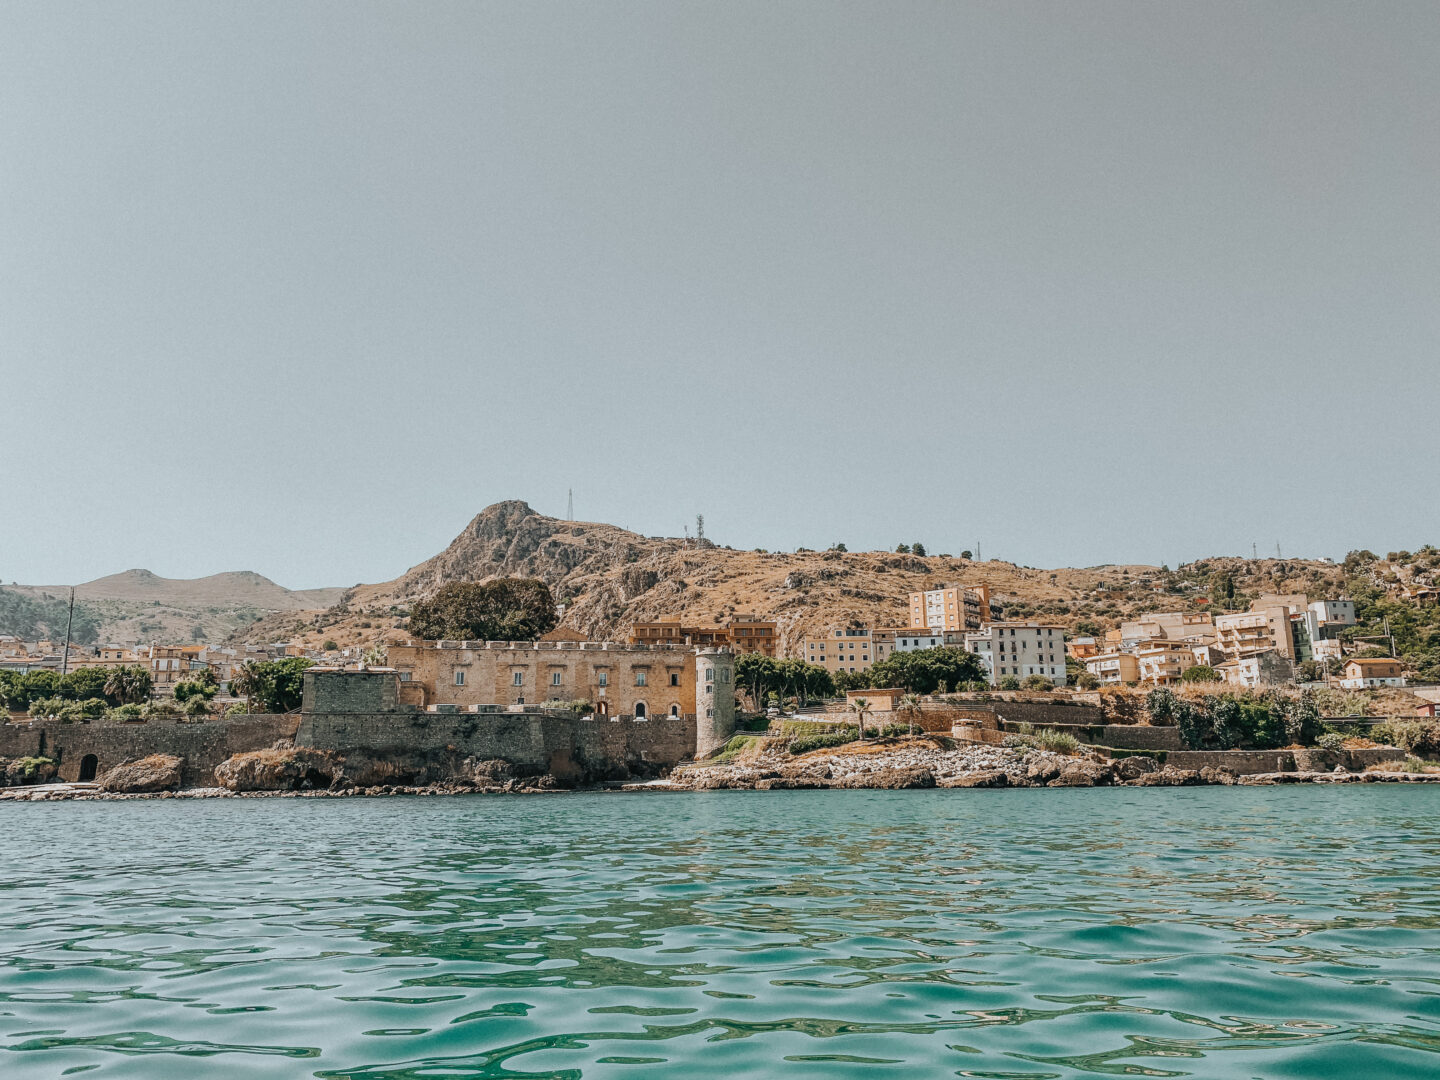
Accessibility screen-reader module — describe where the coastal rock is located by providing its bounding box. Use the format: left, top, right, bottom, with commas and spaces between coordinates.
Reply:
756, 776, 830, 790
214, 748, 337, 792
1198, 766, 1239, 786
1131, 766, 1203, 787
1115, 756, 1159, 781
1, 757, 57, 787
942, 770, 1009, 788
835, 767, 935, 789
1026, 759, 1062, 785
1049, 760, 1114, 787
99, 755, 182, 793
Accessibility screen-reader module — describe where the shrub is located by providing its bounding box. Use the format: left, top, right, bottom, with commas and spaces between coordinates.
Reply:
1021, 674, 1052, 691
1373, 721, 1440, 756
1180, 665, 1221, 683
323, 640, 339, 651
1075, 672, 1100, 690
710, 735, 765, 764
789, 726, 860, 755
1315, 732, 1347, 752
110, 703, 145, 722
998, 676, 1021, 691
1033, 728, 1080, 754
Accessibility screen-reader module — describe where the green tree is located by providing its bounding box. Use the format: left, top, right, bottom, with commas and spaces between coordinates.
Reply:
865, 647, 987, 695
898, 693, 922, 735
231, 657, 314, 713
849, 697, 871, 739
408, 579, 558, 641
895, 544, 911, 554
1180, 665, 1221, 683
102, 665, 153, 706
998, 675, 1021, 691
55, 666, 111, 703
911, 542, 926, 557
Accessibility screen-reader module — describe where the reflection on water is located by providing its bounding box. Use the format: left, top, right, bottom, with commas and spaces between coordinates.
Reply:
2, 788, 1439, 1078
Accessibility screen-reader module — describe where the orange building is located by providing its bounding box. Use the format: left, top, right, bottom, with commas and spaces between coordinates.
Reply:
629, 615, 778, 656
909, 584, 991, 632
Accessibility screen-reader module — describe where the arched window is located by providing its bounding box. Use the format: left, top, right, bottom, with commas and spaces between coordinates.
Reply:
633, 701, 647, 719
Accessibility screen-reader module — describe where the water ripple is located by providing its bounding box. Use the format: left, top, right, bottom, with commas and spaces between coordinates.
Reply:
2, 788, 1439, 1077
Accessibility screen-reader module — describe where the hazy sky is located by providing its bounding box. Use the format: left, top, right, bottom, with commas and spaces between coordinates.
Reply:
4, 2, 1438, 588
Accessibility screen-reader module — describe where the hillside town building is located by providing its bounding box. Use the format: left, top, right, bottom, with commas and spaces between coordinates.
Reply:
908, 585, 993, 632
629, 615, 778, 656
1339, 657, 1405, 689
964, 622, 1068, 686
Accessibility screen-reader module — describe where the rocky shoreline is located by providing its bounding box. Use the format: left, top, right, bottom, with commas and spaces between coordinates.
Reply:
4, 738, 1438, 800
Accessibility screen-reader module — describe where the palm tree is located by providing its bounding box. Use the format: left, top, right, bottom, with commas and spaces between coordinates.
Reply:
849, 697, 871, 740
898, 693, 922, 737
229, 661, 266, 713
103, 665, 152, 706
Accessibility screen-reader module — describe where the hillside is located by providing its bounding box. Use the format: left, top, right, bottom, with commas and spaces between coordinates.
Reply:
4, 572, 346, 646
236, 500, 1360, 656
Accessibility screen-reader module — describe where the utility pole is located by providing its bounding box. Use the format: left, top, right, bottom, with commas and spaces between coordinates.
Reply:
1276, 542, 1282, 559
60, 586, 75, 676
567, 489, 573, 521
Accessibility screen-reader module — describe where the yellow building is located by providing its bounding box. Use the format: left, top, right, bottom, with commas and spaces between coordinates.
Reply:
1085, 652, 1140, 686
908, 585, 991, 632
802, 627, 906, 674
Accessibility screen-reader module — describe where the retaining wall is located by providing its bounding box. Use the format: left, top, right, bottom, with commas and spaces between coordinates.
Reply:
0, 713, 298, 786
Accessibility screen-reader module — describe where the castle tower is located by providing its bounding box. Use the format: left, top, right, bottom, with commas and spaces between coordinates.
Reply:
693, 646, 736, 757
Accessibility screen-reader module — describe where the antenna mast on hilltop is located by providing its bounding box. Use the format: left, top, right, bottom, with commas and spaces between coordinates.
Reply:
567, 489, 574, 521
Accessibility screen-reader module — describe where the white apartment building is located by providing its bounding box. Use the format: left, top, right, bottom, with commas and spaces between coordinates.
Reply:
964, 622, 1067, 686
892, 630, 945, 653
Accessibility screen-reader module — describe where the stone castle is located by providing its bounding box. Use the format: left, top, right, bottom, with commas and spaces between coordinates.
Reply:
0, 641, 736, 787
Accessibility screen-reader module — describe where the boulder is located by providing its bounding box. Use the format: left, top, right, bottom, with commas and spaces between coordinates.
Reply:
1115, 756, 1159, 781
1198, 766, 1239, 786
1049, 760, 1114, 787
214, 748, 336, 792
835, 767, 935, 789
100, 755, 182, 793
1, 757, 57, 787
1025, 758, 1062, 785
942, 770, 1010, 788
1132, 766, 1203, 787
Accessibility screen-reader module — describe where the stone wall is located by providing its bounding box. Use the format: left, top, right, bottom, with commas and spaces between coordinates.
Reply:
296, 709, 697, 781
1165, 747, 1405, 774
0, 713, 298, 786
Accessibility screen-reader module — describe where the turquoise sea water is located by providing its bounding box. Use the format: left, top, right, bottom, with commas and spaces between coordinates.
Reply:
2, 789, 1439, 1079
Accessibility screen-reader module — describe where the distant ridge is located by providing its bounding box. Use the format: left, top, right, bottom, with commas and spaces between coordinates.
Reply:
12, 569, 344, 611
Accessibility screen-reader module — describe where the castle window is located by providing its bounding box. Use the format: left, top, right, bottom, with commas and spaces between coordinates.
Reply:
552, 672, 562, 686
512, 672, 524, 686
455, 670, 465, 686
635, 671, 647, 686
671, 672, 681, 686
598, 672, 608, 687
704, 668, 713, 682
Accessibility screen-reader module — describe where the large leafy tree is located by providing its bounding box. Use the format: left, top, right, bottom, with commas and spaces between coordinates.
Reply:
863, 647, 988, 694
409, 579, 558, 642
231, 657, 313, 713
